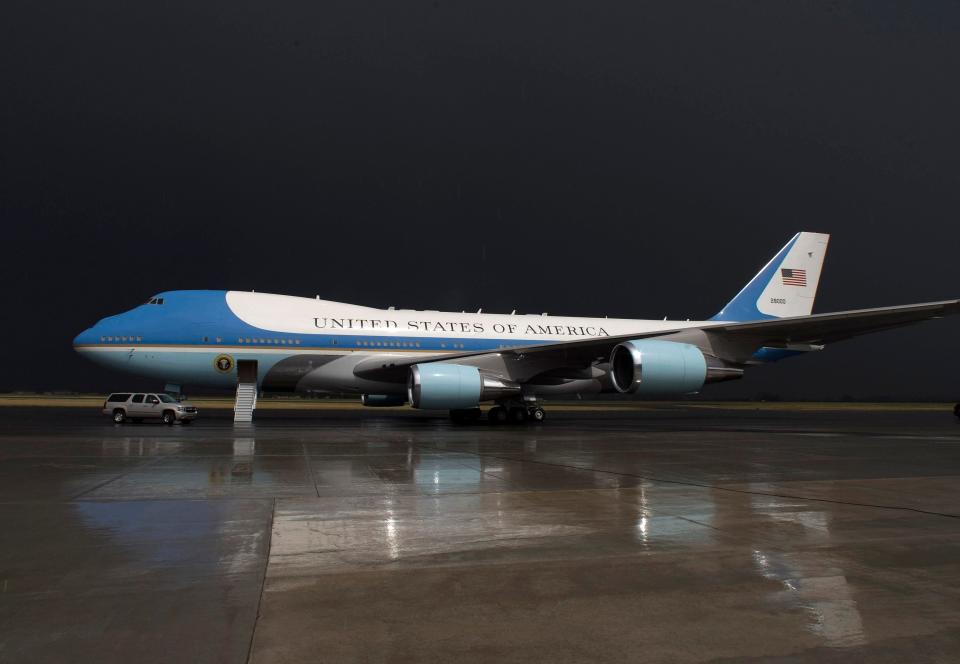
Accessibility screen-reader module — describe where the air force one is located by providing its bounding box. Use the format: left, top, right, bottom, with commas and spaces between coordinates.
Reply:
73, 232, 959, 422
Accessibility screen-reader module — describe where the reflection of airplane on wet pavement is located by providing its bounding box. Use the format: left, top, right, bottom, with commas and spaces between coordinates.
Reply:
74, 232, 960, 422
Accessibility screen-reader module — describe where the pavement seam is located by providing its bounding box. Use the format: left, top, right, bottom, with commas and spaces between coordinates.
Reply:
68, 449, 178, 500
246, 496, 276, 664
302, 442, 321, 497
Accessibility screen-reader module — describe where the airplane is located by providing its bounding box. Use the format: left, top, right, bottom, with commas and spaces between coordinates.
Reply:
73, 232, 960, 423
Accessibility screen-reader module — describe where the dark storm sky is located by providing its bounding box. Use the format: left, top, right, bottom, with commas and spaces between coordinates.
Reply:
2, 1, 960, 398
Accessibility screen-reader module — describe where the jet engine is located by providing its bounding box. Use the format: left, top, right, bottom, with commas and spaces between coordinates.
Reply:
408, 363, 520, 409
610, 339, 709, 396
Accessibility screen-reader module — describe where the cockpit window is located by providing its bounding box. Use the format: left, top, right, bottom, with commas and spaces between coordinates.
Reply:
144, 297, 165, 305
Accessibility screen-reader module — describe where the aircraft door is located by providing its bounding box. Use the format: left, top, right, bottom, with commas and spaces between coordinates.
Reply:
237, 360, 258, 384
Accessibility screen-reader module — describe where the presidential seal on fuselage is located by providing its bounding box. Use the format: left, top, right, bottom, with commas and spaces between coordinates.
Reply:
214, 354, 234, 373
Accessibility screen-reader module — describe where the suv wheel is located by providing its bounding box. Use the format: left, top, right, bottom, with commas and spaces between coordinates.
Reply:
162, 411, 176, 425
113, 409, 126, 424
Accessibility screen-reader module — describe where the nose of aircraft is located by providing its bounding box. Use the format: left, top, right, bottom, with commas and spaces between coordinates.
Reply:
73, 326, 99, 348
73, 327, 97, 348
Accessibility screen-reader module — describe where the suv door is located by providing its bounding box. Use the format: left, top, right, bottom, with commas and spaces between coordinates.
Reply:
144, 394, 161, 418
130, 394, 146, 416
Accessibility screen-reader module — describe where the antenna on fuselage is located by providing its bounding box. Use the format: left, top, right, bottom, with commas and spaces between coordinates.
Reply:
510, 310, 516, 315
477, 308, 482, 314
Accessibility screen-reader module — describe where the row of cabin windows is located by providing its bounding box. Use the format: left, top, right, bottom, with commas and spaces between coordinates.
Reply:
101, 336, 142, 343
356, 340, 421, 348
237, 338, 302, 345
352, 340, 466, 349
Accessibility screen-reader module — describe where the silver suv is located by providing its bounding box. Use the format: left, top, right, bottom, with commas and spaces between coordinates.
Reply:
102, 393, 198, 425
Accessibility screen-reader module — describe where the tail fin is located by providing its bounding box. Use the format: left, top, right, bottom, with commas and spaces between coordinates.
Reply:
711, 232, 830, 321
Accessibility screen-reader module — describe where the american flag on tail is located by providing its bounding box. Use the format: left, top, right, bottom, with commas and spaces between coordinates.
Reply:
781, 268, 807, 287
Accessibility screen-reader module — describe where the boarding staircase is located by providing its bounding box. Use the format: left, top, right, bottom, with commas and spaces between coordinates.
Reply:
234, 382, 258, 422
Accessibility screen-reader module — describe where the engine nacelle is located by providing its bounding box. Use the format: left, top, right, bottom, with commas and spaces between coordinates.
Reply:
361, 394, 407, 407
610, 340, 708, 396
408, 363, 521, 410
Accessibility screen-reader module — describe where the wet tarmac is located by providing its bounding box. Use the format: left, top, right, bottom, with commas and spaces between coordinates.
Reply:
2, 405, 960, 663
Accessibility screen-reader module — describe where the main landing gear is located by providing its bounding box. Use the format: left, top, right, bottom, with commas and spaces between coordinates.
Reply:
448, 402, 546, 425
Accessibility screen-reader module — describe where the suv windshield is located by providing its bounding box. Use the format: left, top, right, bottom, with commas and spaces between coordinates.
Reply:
157, 394, 177, 403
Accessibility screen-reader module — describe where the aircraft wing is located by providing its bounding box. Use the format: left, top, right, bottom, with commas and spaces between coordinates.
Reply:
353, 299, 960, 382
705, 299, 960, 344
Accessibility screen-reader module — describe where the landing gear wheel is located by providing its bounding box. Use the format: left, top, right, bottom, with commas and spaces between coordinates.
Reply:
162, 411, 176, 426
113, 409, 126, 424
528, 407, 546, 423
487, 406, 506, 424
507, 407, 528, 424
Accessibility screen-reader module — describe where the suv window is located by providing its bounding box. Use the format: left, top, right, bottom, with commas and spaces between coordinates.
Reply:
146, 395, 160, 404
132, 394, 145, 403
108, 394, 132, 402
158, 394, 176, 403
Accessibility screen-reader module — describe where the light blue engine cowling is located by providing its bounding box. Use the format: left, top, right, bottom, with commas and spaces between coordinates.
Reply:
408, 363, 520, 409
610, 340, 707, 396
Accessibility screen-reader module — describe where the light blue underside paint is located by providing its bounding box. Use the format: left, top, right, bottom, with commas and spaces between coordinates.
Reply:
710, 234, 800, 322
415, 363, 482, 410
87, 349, 289, 388
628, 339, 707, 396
